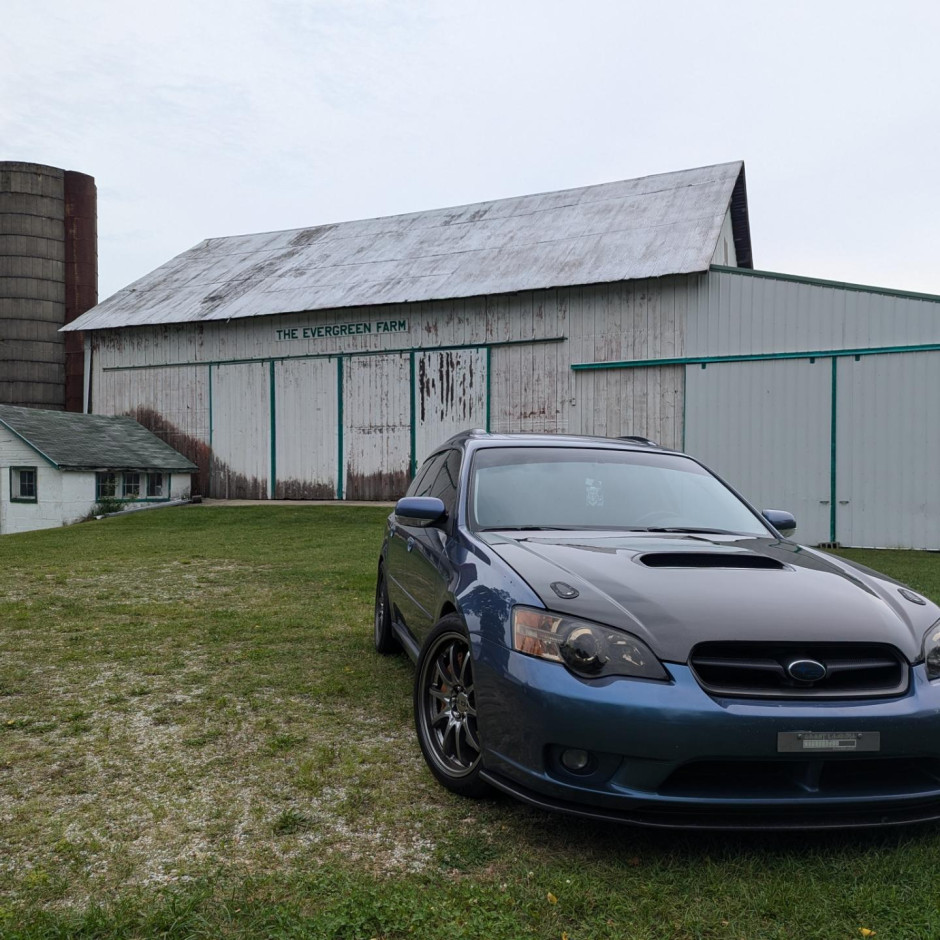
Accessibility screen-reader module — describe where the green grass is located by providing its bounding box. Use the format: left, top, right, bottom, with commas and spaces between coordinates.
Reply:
1, 508, 940, 938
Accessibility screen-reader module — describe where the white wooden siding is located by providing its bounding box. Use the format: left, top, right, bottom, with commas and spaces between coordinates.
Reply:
273, 358, 338, 498
414, 348, 487, 463
94, 364, 210, 493
572, 365, 683, 448
211, 362, 270, 498
490, 341, 569, 434
342, 354, 411, 500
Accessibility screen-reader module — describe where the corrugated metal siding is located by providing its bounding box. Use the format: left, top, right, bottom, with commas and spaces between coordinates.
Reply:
836, 352, 940, 549
274, 358, 338, 498
689, 269, 940, 357
343, 354, 411, 500
684, 359, 832, 545
211, 362, 269, 498
681, 269, 940, 548
414, 348, 487, 463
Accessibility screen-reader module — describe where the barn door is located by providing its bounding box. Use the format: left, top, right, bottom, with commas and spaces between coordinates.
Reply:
343, 354, 411, 500
210, 362, 270, 498
413, 348, 488, 466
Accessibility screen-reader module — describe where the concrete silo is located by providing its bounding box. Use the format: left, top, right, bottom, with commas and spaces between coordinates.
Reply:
0, 162, 97, 410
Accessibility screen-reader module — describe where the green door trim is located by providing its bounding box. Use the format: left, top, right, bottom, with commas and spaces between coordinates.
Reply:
571, 342, 940, 372
336, 356, 344, 500
829, 357, 838, 543
269, 360, 277, 500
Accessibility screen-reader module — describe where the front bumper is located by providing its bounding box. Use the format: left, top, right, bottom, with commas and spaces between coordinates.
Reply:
472, 638, 940, 828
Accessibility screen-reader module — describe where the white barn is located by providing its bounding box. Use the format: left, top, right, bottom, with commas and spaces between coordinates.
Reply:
0, 405, 196, 535
64, 161, 940, 549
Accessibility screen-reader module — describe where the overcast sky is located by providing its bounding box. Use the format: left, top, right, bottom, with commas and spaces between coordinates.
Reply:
3, 0, 938, 300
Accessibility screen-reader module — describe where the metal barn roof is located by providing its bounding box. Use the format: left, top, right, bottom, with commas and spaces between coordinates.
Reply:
65, 161, 752, 332
0, 405, 199, 472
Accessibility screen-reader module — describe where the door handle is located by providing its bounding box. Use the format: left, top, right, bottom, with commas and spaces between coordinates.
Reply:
407, 537, 416, 552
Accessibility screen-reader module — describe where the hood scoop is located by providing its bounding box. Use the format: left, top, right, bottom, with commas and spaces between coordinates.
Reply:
638, 552, 786, 570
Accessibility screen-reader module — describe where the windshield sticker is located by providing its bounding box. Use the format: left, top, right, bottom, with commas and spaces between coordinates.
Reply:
585, 477, 604, 507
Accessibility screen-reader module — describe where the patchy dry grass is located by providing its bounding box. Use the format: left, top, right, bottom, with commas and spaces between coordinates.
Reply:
3, 512, 940, 937
0, 507, 448, 907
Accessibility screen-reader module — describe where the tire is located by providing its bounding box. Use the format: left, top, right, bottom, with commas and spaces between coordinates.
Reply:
414, 616, 490, 797
374, 568, 399, 654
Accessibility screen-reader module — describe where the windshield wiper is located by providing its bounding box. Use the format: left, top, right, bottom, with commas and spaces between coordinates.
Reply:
636, 526, 746, 535
476, 525, 582, 532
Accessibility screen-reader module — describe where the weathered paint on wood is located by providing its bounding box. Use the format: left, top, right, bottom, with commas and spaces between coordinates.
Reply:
273, 358, 338, 499
414, 348, 487, 464
210, 362, 269, 499
343, 353, 411, 500
95, 363, 210, 493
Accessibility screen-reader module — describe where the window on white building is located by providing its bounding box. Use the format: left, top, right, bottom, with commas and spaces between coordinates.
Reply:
95, 471, 170, 501
96, 472, 118, 499
10, 467, 37, 502
147, 473, 164, 497
122, 472, 141, 498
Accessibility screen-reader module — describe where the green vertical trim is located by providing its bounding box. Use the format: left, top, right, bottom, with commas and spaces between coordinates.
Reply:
207, 363, 214, 497
336, 357, 344, 500
485, 346, 492, 432
830, 357, 838, 543
681, 368, 687, 451
207, 364, 214, 452
409, 350, 417, 477
269, 360, 277, 500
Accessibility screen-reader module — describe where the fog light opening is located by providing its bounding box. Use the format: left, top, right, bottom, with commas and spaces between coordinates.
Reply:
560, 748, 592, 773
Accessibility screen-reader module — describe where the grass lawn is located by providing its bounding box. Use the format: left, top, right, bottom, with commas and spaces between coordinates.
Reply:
2, 506, 940, 938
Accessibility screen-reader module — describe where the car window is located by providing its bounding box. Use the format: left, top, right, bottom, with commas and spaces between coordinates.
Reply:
427, 449, 461, 519
469, 447, 769, 534
406, 453, 446, 498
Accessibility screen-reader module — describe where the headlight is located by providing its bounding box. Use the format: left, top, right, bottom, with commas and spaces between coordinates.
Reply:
512, 606, 668, 681
923, 620, 940, 680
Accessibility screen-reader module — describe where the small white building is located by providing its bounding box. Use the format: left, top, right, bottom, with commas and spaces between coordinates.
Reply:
0, 405, 196, 535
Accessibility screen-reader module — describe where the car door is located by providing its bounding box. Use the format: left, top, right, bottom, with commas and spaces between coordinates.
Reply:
407, 448, 462, 648
385, 452, 446, 637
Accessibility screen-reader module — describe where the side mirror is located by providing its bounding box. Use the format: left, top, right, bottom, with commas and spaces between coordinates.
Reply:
762, 509, 796, 537
395, 496, 446, 526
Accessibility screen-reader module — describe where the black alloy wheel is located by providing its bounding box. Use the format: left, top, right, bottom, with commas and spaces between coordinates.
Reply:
374, 568, 399, 654
414, 616, 489, 797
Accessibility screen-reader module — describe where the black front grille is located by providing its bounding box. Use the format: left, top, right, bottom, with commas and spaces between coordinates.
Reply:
659, 757, 940, 800
689, 642, 909, 699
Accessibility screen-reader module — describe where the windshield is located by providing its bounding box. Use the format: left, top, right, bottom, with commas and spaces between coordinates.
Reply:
469, 447, 770, 535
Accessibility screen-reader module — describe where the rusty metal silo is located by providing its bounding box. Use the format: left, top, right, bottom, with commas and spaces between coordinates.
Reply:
0, 162, 97, 410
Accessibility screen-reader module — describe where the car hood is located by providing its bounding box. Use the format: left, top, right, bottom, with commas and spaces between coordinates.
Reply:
479, 532, 939, 663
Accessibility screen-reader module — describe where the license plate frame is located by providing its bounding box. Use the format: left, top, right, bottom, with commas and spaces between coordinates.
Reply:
777, 731, 881, 753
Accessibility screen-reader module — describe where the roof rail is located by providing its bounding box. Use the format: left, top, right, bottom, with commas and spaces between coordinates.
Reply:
617, 435, 660, 447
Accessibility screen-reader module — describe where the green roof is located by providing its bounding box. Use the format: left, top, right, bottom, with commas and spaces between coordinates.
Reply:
0, 405, 199, 472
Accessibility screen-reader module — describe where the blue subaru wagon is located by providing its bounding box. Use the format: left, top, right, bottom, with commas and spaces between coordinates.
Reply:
374, 431, 940, 829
